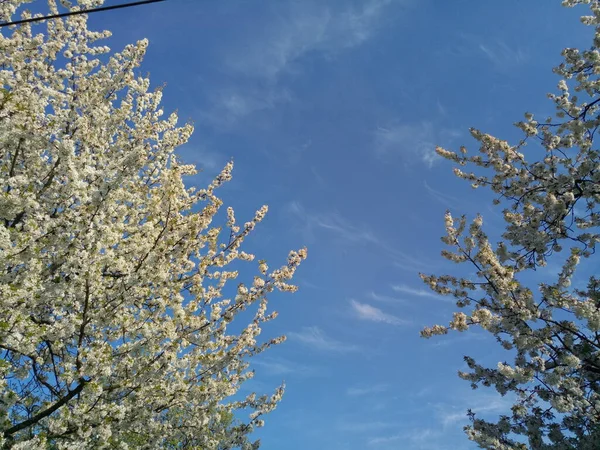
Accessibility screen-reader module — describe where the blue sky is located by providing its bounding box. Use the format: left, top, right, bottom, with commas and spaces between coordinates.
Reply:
87, 1, 593, 448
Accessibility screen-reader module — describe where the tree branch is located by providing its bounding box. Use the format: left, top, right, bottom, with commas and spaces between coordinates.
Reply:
2, 379, 88, 437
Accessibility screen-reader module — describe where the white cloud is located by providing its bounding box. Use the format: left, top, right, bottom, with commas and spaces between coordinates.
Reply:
336, 420, 396, 433
297, 278, 322, 290
350, 300, 406, 325
175, 143, 225, 173
368, 434, 403, 446
391, 283, 447, 301
430, 331, 488, 349
346, 383, 388, 396
368, 428, 457, 449
436, 392, 515, 429
287, 201, 438, 273
219, 90, 290, 118
201, 87, 292, 128
375, 122, 438, 167
374, 122, 462, 168
226, 9, 328, 80
388, 248, 437, 272
287, 201, 380, 245
253, 357, 320, 377
423, 180, 464, 210
314, 214, 379, 244
367, 291, 406, 303
444, 33, 529, 73
207, 0, 408, 127
288, 326, 359, 352
226, 0, 399, 81
439, 410, 468, 428
478, 40, 528, 69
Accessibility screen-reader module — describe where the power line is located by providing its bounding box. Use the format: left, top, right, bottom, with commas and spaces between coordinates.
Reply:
0, 0, 166, 28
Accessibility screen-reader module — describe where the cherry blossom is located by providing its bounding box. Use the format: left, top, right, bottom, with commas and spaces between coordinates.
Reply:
0, 1, 306, 448
423, 2, 600, 448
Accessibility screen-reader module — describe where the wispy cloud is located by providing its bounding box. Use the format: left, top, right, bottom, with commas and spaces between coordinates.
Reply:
288, 326, 359, 352
391, 250, 437, 272
206, 0, 409, 127
287, 201, 380, 245
346, 383, 388, 396
368, 428, 459, 449
201, 87, 292, 129
391, 284, 447, 301
350, 300, 407, 325
225, 0, 399, 81
336, 420, 397, 433
438, 410, 468, 428
253, 357, 321, 377
375, 122, 438, 167
478, 40, 528, 69
374, 122, 461, 168
430, 331, 488, 349
213, 89, 291, 122
436, 392, 515, 428
297, 278, 323, 290
176, 143, 225, 173
423, 180, 465, 211
445, 33, 529, 72
287, 201, 436, 271
367, 291, 406, 304
367, 434, 403, 446
315, 215, 379, 244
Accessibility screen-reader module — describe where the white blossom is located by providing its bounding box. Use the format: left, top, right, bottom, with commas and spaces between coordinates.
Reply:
0, 1, 306, 447
423, 1, 600, 447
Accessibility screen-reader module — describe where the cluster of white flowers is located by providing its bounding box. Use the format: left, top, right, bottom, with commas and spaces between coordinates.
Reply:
0, 1, 306, 448
422, 1, 600, 448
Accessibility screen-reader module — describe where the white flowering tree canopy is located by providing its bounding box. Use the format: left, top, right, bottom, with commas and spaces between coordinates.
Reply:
421, 1, 600, 448
0, 1, 306, 448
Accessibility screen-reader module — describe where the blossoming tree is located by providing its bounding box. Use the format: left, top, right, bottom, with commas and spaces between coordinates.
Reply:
0, 1, 306, 448
421, 1, 600, 448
